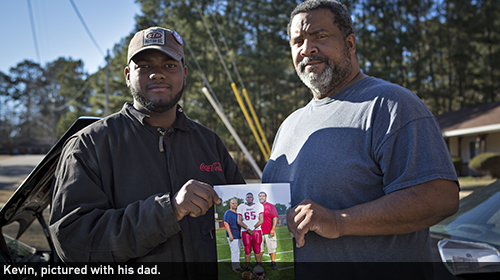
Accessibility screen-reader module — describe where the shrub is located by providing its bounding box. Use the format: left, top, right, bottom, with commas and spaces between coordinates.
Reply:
468, 152, 500, 178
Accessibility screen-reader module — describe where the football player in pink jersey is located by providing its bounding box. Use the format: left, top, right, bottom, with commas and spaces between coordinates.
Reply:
258, 191, 279, 270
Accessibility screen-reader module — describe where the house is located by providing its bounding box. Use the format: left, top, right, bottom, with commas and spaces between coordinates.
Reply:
436, 101, 500, 176
14, 137, 57, 154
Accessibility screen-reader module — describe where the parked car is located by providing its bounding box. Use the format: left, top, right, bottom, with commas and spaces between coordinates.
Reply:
431, 180, 500, 279
0, 117, 99, 279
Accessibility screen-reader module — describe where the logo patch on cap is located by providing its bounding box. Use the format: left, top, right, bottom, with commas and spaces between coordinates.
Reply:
143, 29, 165, 46
172, 30, 183, 45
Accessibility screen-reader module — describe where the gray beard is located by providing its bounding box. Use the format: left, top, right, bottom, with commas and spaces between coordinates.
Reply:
131, 85, 184, 113
297, 50, 352, 99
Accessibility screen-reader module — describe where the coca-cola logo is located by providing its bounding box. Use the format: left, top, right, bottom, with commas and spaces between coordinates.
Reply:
146, 32, 162, 39
200, 162, 222, 172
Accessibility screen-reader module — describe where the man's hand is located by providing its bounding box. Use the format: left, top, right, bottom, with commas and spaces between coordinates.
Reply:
286, 199, 340, 248
270, 228, 276, 238
171, 179, 221, 221
286, 180, 459, 248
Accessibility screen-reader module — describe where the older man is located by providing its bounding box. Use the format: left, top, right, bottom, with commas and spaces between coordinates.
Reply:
223, 198, 242, 273
262, 1, 459, 279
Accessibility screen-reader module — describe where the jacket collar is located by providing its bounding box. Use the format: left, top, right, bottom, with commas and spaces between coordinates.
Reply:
122, 102, 195, 131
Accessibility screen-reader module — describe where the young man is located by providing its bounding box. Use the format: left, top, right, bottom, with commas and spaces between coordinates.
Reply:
262, 0, 459, 278
237, 192, 264, 271
223, 199, 242, 273
258, 191, 278, 270
49, 27, 245, 279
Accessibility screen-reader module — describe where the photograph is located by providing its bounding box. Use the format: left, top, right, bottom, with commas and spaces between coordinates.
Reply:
214, 183, 294, 280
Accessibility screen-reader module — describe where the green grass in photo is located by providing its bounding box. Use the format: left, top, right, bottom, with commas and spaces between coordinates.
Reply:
217, 226, 294, 279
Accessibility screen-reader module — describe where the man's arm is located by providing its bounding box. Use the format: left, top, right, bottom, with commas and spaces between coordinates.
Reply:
270, 216, 278, 237
50, 139, 220, 262
287, 179, 459, 247
254, 213, 264, 229
270, 205, 278, 237
224, 221, 234, 241
238, 214, 253, 234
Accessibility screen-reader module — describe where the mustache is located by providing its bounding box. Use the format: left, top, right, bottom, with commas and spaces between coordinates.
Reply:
298, 55, 328, 71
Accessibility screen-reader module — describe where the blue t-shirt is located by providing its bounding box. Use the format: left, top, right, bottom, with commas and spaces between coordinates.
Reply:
223, 210, 241, 239
262, 76, 458, 263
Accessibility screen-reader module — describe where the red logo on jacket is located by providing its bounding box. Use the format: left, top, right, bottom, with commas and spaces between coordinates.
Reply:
200, 162, 223, 172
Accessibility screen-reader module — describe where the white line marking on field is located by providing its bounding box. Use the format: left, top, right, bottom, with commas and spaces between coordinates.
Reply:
218, 250, 293, 262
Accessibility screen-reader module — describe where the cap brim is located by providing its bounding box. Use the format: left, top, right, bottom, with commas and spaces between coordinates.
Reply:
128, 46, 183, 63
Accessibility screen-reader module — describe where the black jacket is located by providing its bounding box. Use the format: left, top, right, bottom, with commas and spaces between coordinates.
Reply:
49, 103, 245, 277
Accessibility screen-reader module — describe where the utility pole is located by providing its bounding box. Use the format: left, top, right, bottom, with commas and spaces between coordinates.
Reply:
105, 49, 110, 116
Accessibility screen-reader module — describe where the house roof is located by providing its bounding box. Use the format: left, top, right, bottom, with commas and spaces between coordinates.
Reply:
436, 101, 500, 137
18, 138, 57, 149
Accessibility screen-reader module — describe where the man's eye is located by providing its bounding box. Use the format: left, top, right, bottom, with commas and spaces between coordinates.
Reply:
165, 64, 176, 68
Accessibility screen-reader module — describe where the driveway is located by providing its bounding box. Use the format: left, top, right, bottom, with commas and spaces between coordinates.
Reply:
0, 155, 44, 190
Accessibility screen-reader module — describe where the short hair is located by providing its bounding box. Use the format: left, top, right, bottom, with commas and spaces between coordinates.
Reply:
246, 192, 254, 197
259, 191, 267, 197
287, 0, 354, 40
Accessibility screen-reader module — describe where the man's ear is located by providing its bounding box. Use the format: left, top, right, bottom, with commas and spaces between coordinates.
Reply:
345, 33, 357, 55
124, 66, 131, 88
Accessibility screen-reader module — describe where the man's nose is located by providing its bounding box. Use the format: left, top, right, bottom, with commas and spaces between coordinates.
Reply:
300, 39, 318, 56
149, 68, 166, 80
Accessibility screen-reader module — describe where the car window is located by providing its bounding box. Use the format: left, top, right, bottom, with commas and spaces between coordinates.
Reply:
2, 208, 51, 251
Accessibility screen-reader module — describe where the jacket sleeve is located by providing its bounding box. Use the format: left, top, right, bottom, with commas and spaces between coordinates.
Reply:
49, 137, 181, 262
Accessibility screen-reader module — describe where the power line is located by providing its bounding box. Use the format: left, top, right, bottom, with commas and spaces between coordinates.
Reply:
196, 6, 270, 160
26, 0, 41, 64
68, 0, 105, 58
60, 0, 107, 115
211, 12, 271, 155
167, 10, 262, 178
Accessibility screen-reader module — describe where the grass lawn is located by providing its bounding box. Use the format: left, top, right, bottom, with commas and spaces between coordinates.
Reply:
458, 176, 496, 188
216, 226, 294, 280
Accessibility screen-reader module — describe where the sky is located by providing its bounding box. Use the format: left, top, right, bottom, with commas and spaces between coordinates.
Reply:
0, 0, 141, 74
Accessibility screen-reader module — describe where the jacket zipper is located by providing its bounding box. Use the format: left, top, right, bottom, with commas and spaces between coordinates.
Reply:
157, 128, 166, 152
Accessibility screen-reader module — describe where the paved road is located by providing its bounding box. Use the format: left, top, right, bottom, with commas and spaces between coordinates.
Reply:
0, 154, 488, 198
0, 155, 44, 190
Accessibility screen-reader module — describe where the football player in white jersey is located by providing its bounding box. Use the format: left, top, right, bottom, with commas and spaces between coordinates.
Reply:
237, 192, 264, 271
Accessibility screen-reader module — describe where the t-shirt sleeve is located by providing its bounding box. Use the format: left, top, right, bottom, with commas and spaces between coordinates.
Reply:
258, 203, 264, 215
376, 116, 458, 194
237, 204, 243, 216
270, 204, 278, 218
